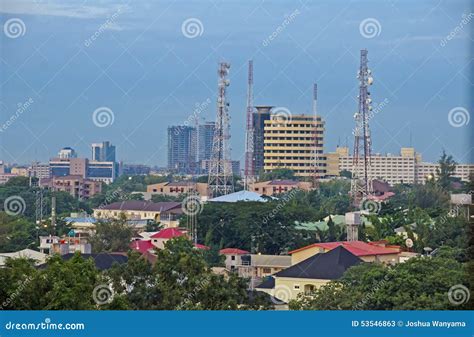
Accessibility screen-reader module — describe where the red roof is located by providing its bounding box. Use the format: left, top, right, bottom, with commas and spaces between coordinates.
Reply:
150, 228, 185, 239
129, 240, 154, 254
289, 241, 400, 257
219, 248, 250, 255
194, 243, 210, 250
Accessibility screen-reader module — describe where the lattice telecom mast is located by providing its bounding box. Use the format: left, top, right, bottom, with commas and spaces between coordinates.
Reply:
351, 49, 374, 206
208, 62, 234, 197
312, 83, 319, 188
244, 60, 255, 190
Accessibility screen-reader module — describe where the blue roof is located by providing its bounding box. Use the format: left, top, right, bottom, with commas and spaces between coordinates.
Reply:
64, 217, 97, 224
208, 190, 269, 203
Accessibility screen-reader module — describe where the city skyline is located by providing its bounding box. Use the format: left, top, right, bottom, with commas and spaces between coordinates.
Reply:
0, 0, 472, 167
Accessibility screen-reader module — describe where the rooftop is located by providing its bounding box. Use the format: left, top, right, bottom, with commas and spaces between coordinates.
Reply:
275, 246, 362, 279
97, 200, 181, 212
208, 191, 269, 203
289, 241, 400, 257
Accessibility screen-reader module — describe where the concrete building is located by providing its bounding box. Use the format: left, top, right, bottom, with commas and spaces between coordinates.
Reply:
263, 114, 325, 177
146, 181, 210, 198
326, 146, 473, 185
249, 179, 313, 196
28, 162, 51, 179
49, 157, 117, 183
93, 200, 184, 228
92, 141, 116, 162
167, 125, 197, 174
197, 121, 215, 163
253, 106, 273, 175
58, 147, 77, 159
40, 175, 102, 199
11, 167, 28, 176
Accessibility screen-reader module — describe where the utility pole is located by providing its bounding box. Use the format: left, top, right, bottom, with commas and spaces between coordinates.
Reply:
208, 62, 234, 197
350, 49, 374, 207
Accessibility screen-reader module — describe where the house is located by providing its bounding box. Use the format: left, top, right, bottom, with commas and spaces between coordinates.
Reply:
289, 240, 401, 265
149, 228, 186, 249
39, 235, 61, 254
249, 180, 313, 196
219, 248, 291, 288
0, 249, 48, 267
256, 246, 362, 302
93, 201, 183, 228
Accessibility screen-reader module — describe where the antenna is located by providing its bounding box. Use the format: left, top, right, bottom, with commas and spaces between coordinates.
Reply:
208, 62, 234, 197
244, 60, 255, 190
350, 49, 374, 207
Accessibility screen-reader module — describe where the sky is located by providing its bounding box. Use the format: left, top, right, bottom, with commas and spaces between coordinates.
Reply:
0, 0, 472, 167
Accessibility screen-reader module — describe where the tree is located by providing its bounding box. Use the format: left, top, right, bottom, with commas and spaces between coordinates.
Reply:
436, 150, 457, 189
90, 214, 133, 252
259, 168, 296, 182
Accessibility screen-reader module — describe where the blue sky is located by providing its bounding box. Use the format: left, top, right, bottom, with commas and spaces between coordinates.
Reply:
0, 0, 472, 166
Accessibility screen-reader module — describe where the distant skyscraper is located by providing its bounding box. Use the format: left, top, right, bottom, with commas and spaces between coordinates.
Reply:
167, 126, 196, 174
197, 122, 215, 163
58, 147, 77, 159
91, 141, 116, 162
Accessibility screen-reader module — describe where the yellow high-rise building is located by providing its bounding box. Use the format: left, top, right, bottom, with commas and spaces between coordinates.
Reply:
263, 114, 325, 177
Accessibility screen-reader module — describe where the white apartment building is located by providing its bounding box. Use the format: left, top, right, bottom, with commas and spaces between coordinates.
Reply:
328, 147, 473, 186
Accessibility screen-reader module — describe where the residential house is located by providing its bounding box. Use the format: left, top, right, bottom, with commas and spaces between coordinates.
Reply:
0, 249, 48, 267
256, 246, 362, 302
146, 181, 210, 199
249, 180, 313, 196
289, 240, 401, 265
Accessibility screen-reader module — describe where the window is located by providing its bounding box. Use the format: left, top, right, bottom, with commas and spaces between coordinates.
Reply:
263, 267, 271, 274
231, 256, 235, 261
294, 285, 300, 290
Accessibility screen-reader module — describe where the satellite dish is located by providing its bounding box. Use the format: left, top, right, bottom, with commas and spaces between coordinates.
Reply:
367, 77, 374, 85
405, 238, 413, 248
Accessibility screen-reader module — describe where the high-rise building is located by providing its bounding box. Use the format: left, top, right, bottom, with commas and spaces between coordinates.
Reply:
197, 122, 215, 163
167, 125, 196, 174
253, 106, 272, 175
92, 141, 116, 162
263, 114, 325, 177
58, 147, 77, 159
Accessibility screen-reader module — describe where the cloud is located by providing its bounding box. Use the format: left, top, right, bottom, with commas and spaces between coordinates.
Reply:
0, 0, 129, 19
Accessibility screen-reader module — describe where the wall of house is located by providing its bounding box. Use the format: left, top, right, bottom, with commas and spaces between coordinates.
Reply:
273, 277, 330, 301
291, 247, 324, 265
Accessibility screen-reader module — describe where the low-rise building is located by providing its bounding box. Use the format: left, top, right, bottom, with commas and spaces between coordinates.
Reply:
0, 249, 48, 266
249, 180, 313, 196
147, 181, 210, 198
40, 175, 102, 199
93, 201, 184, 228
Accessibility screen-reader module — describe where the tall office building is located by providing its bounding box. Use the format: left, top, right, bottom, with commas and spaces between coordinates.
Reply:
197, 122, 215, 163
92, 141, 116, 162
167, 126, 197, 174
263, 114, 325, 177
58, 147, 77, 159
253, 106, 272, 175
